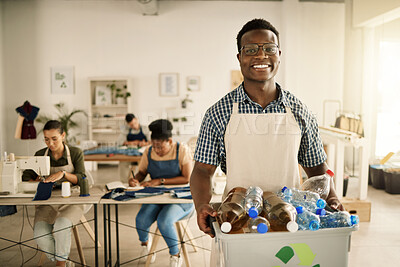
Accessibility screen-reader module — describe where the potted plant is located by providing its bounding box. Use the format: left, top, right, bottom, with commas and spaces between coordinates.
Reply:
36, 102, 87, 145
115, 85, 131, 105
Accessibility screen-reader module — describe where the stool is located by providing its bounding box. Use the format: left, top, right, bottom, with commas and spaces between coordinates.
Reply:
145, 210, 197, 267
38, 215, 100, 266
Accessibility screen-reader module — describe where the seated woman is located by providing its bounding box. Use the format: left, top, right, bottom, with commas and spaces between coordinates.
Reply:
128, 119, 193, 267
118, 113, 150, 147
22, 120, 86, 267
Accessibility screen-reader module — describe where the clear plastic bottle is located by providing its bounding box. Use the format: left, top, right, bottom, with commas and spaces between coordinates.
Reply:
301, 170, 334, 200
320, 211, 359, 229
283, 187, 320, 203
244, 186, 263, 218
287, 197, 327, 213
217, 187, 249, 233
262, 192, 298, 233
247, 216, 270, 234
296, 206, 320, 231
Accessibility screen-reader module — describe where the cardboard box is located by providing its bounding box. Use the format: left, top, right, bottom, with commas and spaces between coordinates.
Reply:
341, 198, 371, 222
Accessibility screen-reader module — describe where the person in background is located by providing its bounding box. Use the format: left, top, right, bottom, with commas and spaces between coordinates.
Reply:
117, 113, 149, 147
190, 18, 344, 238
22, 120, 86, 267
128, 119, 193, 267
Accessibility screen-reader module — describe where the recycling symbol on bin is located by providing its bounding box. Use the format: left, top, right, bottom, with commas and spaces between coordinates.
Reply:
273, 243, 320, 267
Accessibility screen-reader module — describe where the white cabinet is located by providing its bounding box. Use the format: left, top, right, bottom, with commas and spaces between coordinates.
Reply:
88, 77, 132, 146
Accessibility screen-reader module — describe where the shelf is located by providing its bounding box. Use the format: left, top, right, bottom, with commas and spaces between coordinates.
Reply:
92, 104, 127, 108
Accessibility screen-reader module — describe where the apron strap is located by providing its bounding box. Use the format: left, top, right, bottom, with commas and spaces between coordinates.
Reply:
232, 102, 239, 115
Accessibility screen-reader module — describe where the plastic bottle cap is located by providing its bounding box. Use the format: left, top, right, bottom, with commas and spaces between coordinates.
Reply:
309, 220, 320, 231
316, 198, 327, 209
296, 206, 304, 214
326, 169, 334, 177
350, 215, 359, 225
248, 207, 259, 218
286, 221, 298, 233
316, 208, 326, 216
257, 223, 268, 234
220, 222, 232, 233
281, 186, 288, 193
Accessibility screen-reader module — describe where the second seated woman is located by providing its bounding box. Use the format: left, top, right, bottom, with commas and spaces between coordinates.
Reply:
128, 119, 193, 267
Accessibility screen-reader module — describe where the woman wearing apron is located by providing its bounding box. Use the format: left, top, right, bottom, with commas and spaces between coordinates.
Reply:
128, 119, 193, 267
22, 120, 86, 267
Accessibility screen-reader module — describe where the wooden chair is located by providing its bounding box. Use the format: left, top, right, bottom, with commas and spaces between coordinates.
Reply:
145, 210, 197, 267
38, 215, 100, 266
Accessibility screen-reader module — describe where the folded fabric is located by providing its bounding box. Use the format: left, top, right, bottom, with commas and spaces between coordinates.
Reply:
33, 182, 54, 201
84, 146, 142, 156
101, 187, 164, 201
171, 191, 192, 199
101, 186, 192, 201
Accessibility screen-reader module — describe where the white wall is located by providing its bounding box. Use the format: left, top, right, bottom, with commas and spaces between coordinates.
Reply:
0, 1, 5, 159
2, 0, 345, 155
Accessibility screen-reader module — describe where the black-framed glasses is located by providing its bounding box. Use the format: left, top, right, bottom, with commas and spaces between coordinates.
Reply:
240, 43, 279, 56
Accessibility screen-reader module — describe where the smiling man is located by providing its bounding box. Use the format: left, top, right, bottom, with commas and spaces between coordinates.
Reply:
190, 18, 343, 237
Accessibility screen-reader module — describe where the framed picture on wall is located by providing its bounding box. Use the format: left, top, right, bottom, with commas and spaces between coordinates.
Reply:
187, 76, 200, 91
51, 66, 75, 94
159, 73, 179, 96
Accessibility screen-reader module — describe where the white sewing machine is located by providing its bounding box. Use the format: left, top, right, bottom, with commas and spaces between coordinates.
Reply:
0, 156, 50, 197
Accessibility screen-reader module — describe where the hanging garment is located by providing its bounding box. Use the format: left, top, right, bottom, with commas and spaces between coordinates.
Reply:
15, 101, 40, 139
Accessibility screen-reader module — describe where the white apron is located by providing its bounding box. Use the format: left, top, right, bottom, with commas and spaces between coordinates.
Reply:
211, 101, 303, 266
34, 145, 85, 225
223, 102, 302, 197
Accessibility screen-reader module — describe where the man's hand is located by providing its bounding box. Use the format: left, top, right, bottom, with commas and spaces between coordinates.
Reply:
44, 171, 64, 183
197, 204, 218, 237
326, 197, 344, 211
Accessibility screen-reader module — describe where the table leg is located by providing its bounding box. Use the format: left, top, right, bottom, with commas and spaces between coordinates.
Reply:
115, 204, 120, 267
103, 204, 108, 267
108, 204, 112, 266
94, 204, 98, 267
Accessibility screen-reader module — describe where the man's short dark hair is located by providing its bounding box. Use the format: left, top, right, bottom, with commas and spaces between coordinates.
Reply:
125, 113, 135, 123
236, 18, 280, 52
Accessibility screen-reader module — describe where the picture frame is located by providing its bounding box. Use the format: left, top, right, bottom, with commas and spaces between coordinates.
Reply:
187, 76, 200, 91
159, 73, 179, 96
95, 85, 112, 106
51, 66, 75, 94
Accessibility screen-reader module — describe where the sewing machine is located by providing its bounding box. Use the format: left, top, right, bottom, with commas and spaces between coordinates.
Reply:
0, 156, 50, 196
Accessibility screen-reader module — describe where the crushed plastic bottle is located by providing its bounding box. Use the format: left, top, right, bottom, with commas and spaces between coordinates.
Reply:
217, 187, 249, 233
247, 216, 270, 234
283, 187, 320, 203
296, 206, 320, 231
319, 211, 359, 229
244, 186, 263, 218
262, 192, 298, 232
301, 170, 334, 200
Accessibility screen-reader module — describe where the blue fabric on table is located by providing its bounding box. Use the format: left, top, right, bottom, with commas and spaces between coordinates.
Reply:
33, 182, 54, 201
101, 186, 191, 201
84, 146, 142, 156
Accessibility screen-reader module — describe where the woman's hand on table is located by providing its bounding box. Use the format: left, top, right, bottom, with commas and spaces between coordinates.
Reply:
44, 171, 64, 183
129, 178, 140, 187
140, 179, 162, 187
